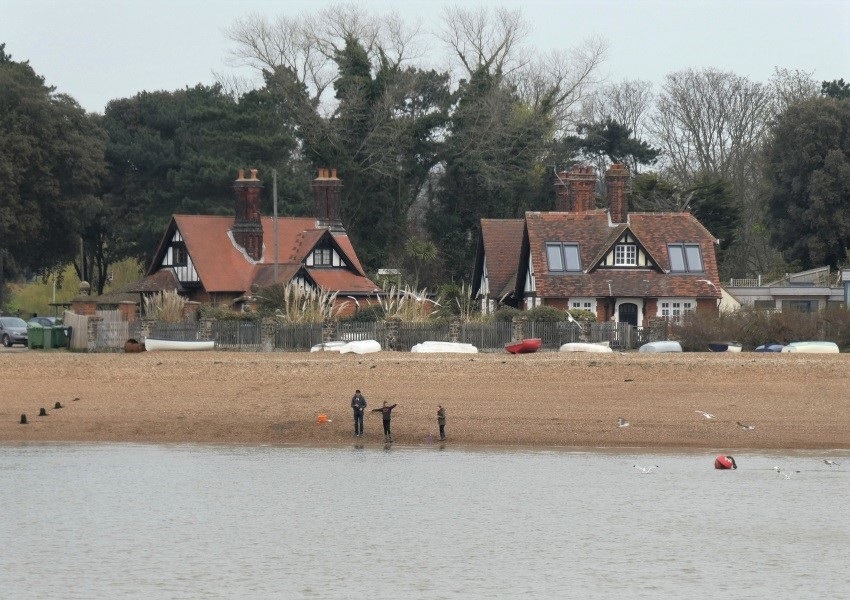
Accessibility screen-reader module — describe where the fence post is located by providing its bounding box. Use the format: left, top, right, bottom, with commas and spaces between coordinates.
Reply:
322, 318, 336, 343
384, 317, 400, 350
87, 316, 102, 352
449, 319, 461, 343
261, 317, 276, 352
511, 316, 527, 342
140, 318, 154, 342
200, 317, 214, 341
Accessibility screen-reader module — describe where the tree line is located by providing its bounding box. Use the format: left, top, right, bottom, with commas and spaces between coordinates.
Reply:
1, 5, 849, 305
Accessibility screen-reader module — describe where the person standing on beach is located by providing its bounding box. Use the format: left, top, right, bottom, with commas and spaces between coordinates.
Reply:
372, 401, 397, 442
436, 405, 447, 441
351, 390, 367, 437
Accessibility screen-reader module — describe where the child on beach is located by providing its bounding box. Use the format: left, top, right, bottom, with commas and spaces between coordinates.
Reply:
372, 401, 397, 443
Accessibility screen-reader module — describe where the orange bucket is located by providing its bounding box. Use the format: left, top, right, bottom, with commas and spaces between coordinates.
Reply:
316, 414, 329, 424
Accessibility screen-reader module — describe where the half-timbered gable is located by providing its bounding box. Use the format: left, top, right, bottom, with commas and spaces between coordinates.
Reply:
128, 169, 381, 313
476, 163, 722, 326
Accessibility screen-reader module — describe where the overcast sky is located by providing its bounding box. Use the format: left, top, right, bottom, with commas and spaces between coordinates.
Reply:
3, 0, 848, 114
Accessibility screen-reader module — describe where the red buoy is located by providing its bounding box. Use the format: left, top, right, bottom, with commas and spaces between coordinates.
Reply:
714, 455, 737, 469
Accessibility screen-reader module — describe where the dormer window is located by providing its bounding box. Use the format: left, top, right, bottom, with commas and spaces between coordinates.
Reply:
546, 243, 581, 272
614, 244, 636, 266
668, 243, 704, 273
312, 248, 332, 267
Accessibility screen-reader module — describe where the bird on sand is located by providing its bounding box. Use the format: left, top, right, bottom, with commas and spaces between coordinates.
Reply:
695, 410, 715, 419
617, 417, 629, 428
633, 465, 658, 473
823, 459, 841, 467
736, 421, 755, 431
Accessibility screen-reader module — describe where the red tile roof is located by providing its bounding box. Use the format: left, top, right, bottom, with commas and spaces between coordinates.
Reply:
524, 210, 721, 299
479, 219, 525, 298
149, 215, 377, 295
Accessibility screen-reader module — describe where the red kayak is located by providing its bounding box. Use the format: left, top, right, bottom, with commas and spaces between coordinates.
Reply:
505, 338, 542, 354
714, 455, 737, 469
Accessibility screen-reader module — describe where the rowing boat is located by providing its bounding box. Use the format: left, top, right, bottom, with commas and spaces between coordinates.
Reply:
505, 338, 542, 354
144, 338, 215, 351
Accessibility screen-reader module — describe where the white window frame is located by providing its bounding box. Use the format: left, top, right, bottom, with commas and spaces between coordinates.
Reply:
569, 298, 597, 313
614, 244, 637, 266
658, 298, 696, 321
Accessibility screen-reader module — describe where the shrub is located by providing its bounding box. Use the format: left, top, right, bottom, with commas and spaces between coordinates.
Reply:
492, 306, 521, 322
525, 305, 568, 322
143, 290, 186, 323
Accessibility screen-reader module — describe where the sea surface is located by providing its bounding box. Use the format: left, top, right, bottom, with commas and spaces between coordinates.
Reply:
1, 443, 848, 599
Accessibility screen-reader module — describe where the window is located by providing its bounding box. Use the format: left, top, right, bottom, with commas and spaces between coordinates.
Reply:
570, 298, 596, 313
783, 300, 816, 313
171, 244, 187, 266
312, 248, 332, 266
659, 299, 694, 321
614, 244, 636, 266
753, 300, 776, 310
668, 243, 704, 272
545, 243, 581, 272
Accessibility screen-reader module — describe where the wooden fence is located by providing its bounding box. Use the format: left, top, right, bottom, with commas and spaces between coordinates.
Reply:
53, 315, 659, 353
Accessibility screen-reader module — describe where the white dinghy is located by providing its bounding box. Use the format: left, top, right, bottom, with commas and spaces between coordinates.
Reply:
410, 341, 478, 354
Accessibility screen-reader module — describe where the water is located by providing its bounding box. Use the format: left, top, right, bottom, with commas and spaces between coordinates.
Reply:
1, 444, 848, 599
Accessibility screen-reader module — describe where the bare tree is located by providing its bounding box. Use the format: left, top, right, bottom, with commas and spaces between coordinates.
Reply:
224, 3, 423, 115
649, 68, 780, 277
768, 67, 819, 117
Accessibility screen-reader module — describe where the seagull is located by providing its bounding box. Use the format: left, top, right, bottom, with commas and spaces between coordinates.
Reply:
633, 465, 658, 473
775, 469, 800, 479
617, 417, 629, 428
823, 459, 841, 467
736, 421, 755, 431
695, 410, 716, 419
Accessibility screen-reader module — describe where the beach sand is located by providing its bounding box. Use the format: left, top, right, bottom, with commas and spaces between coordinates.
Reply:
1, 350, 848, 450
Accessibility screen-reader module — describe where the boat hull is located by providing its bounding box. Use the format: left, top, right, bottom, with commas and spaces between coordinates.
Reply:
708, 341, 742, 353
638, 341, 682, 353
559, 342, 613, 353
411, 341, 478, 353
505, 338, 542, 354
144, 338, 214, 351
754, 343, 784, 352
780, 341, 839, 354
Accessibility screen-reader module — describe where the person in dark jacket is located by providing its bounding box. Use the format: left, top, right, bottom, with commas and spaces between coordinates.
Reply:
372, 401, 397, 442
437, 405, 447, 441
351, 390, 367, 437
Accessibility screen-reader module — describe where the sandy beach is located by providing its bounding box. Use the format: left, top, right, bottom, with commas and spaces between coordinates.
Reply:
1, 349, 848, 450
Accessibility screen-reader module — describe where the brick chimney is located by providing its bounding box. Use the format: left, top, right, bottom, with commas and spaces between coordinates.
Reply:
568, 165, 596, 212
554, 170, 570, 211
606, 163, 630, 224
232, 168, 264, 261
312, 168, 343, 230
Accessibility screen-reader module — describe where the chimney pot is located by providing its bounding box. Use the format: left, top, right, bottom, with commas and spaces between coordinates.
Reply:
331, 168, 338, 179
237, 169, 245, 180
250, 168, 258, 180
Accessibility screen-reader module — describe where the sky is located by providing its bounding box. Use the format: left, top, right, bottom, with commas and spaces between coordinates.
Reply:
2, 0, 849, 114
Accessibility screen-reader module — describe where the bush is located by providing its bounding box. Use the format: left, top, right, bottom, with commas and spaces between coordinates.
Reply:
668, 308, 846, 351
340, 304, 385, 323
492, 306, 521, 322
524, 305, 569, 322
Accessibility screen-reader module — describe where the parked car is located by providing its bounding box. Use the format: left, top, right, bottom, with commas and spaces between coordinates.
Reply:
28, 316, 60, 328
0, 316, 29, 347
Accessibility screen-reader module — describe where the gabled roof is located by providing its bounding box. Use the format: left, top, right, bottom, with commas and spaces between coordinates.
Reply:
148, 215, 375, 295
125, 268, 185, 294
522, 210, 721, 299
471, 218, 525, 299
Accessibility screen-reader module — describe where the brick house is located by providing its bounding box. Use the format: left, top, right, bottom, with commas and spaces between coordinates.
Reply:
127, 168, 381, 316
472, 164, 722, 325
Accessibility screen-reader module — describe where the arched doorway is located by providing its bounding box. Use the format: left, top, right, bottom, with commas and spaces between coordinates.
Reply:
618, 302, 638, 326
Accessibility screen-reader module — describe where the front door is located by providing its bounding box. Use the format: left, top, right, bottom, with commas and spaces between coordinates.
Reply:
618, 302, 638, 326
